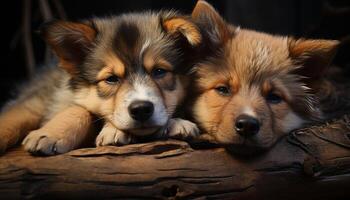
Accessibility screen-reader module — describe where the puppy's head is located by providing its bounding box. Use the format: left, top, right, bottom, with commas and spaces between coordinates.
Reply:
41, 11, 201, 136
192, 1, 338, 153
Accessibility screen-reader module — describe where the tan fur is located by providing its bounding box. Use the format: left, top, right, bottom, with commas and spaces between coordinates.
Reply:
163, 17, 202, 46
74, 85, 117, 120
289, 39, 338, 61
0, 98, 44, 152
192, 0, 230, 44
143, 53, 173, 73
163, 77, 185, 114
0, 11, 202, 155
44, 21, 97, 75
22, 105, 94, 155
98, 53, 126, 80
191, 1, 338, 153
289, 38, 339, 80
0, 68, 65, 153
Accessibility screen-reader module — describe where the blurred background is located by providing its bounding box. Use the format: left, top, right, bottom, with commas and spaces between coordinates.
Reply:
1, 0, 350, 106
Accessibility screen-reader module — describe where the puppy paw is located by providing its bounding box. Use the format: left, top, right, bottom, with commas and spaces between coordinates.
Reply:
96, 126, 131, 146
22, 130, 73, 155
166, 118, 200, 139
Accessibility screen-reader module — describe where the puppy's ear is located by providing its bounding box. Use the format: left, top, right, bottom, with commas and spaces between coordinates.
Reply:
162, 17, 202, 46
191, 0, 231, 45
40, 20, 97, 75
289, 38, 339, 80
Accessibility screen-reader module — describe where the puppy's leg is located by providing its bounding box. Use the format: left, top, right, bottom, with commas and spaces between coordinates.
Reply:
0, 98, 44, 154
95, 122, 131, 146
22, 105, 93, 155
164, 118, 200, 139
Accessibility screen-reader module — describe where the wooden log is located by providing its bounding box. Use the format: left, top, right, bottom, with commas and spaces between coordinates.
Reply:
0, 116, 350, 200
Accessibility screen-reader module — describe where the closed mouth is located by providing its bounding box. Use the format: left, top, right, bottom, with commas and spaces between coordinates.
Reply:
127, 126, 162, 136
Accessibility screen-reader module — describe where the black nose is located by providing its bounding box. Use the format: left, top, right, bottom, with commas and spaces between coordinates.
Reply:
128, 101, 154, 122
235, 115, 260, 136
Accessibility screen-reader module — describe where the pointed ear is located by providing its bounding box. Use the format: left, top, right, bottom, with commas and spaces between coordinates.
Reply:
40, 20, 97, 74
162, 17, 202, 46
191, 0, 231, 45
289, 38, 339, 80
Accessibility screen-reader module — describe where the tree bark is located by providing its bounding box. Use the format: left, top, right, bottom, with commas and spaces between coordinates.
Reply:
1, 116, 350, 200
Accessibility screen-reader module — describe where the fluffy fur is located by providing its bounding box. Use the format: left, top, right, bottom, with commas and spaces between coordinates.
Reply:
191, 0, 339, 154
0, 10, 202, 155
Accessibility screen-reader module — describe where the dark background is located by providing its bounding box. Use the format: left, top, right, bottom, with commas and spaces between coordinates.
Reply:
1, 0, 350, 106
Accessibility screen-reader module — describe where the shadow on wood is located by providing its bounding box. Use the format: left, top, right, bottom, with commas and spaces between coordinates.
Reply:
0, 116, 350, 199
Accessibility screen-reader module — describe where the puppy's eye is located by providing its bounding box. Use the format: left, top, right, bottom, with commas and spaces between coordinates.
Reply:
215, 86, 230, 96
151, 68, 168, 79
105, 75, 119, 85
266, 92, 283, 104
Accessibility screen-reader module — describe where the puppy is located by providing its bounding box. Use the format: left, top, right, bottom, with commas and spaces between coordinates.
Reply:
191, 1, 339, 154
0, 11, 202, 155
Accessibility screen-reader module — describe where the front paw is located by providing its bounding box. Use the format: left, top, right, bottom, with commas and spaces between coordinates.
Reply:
96, 126, 131, 146
166, 118, 200, 139
22, 130, 73, 155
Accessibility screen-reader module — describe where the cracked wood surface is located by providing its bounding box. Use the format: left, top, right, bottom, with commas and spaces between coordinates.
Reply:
1, 116, 350, 199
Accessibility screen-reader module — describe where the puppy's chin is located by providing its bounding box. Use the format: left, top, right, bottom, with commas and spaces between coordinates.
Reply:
127, 126, 161, 136
110, 118, 168, 136
217, 134, 277, 156
126, 120, 169, 136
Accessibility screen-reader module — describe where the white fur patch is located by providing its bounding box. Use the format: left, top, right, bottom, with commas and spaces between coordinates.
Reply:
113, 77, 168, 130
242, 106, 256, 117
165, 118, 200, 139
96, 123, 131, 146
282, 111, 304, 133
74, 87, 103, 114
234, 26, 241, 34
140, 39, 151, 59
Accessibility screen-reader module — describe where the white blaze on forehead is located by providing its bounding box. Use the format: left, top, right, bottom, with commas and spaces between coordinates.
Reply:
282, 111, 304, 133
140, 39, 151, 59
242, 106, 256, 117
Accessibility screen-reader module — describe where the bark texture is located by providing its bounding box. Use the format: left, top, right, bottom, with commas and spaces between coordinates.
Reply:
0, 115, 350, 200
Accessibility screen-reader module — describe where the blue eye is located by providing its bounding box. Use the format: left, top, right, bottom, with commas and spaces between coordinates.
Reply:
151, 68, 167, 78
215, 86, 230, 96
266, 92, 283, 104
105, 75, 119, 84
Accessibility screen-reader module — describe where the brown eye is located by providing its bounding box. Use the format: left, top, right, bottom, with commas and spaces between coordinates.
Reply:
151, 68, 168, 79
105, 75, 119, 85
266, 91, 283, 104
215, 86, 230, 96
